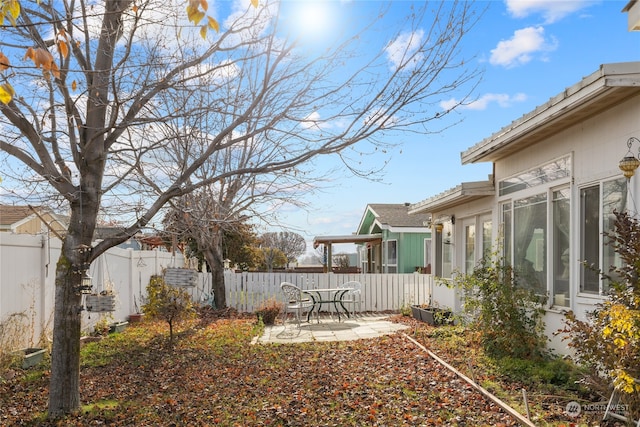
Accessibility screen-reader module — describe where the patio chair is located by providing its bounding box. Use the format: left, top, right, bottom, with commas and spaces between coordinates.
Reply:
338, 281, 362, 317
280, 282, 314, 328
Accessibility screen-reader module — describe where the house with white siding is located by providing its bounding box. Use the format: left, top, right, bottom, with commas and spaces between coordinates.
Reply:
409, 61, 640, 353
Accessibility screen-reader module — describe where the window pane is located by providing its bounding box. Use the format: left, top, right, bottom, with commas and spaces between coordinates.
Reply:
552, 188, 570, 307
513, 193, 547, 294
501, 203, 512, 265
580, 186, 600, 293
442, 222, 453, 278
424, 238, 432, 273
482, 220, 492, 260
602, 178, 627, 289
499, 156, 571, 196
387, 240, 397, 265
465, 224, 476, 273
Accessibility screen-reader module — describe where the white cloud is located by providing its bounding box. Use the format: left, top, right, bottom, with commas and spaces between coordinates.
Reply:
300, 111, 324, 130
505, 0, 593, 24
440, 92, 527, 111
489, 26, 557, 68
384, 29, 425, 71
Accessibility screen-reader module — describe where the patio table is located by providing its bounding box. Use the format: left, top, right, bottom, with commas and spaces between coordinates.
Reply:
302, 288, 351, 322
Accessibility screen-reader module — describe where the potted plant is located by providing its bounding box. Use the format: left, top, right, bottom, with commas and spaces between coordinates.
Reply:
129, 295, 145, 323
255, 298, 283, 325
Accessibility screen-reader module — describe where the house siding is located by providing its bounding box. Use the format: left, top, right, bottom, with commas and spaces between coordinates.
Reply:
399, 233, 429, 273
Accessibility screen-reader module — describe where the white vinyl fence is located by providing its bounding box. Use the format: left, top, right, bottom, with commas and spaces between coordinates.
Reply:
220, 271, 433, 313
0, 233, 183, 349
1, 233, 434, 350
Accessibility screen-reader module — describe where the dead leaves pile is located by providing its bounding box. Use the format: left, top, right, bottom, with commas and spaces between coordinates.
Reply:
0, 312, 571, 426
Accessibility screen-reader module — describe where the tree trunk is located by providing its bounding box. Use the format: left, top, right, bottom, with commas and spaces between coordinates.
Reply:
202, 234, 226, 309
48, 192, 100, 416
48, 258, 83, 417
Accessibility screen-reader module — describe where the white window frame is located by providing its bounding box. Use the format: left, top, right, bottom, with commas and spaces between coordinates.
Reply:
578, 177, 627, 296
383, 239, 397, 273
498, 155, 572, 300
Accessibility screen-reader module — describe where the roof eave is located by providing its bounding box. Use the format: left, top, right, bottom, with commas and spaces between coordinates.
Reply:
409, 181, 495, 215
313, 233, 383, 248
461, 62, 640, 165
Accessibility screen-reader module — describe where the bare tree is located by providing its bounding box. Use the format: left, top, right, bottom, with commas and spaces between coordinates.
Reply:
261, 231, 306, 266
0, 0, 481, 416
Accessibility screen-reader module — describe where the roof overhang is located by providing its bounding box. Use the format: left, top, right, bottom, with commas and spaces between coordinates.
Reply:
313, 233, 382, 248
408, 180, 495, 215
623, 1, 640, 31
461, 62, 640, 165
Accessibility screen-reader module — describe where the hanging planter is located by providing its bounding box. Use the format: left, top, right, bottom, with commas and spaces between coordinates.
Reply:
164, 267, 198, 288
86, 292, 116, 312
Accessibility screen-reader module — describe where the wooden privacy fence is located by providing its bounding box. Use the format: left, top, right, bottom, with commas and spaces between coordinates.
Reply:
218, 271, 433, 313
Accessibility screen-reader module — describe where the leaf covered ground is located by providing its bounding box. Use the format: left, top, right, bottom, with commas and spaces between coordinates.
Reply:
0, 309, 621, 426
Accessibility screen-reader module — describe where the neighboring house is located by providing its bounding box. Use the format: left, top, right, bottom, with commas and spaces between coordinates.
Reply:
93, 225, 143, 250
0, 204, 67, 236
355, 203, 431, 274
409, 61, 640, 353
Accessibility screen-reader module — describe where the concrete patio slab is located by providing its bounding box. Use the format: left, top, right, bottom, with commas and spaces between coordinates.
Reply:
251, 313, 409, 344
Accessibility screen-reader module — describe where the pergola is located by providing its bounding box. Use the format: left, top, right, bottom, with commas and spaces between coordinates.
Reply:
313, 234, 382, 272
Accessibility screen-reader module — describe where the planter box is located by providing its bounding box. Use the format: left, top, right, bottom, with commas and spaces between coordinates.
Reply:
21, 348, 46, 369
411, 306, 452, 326
109, 321, 128, 333
128, 313, 144, 323
86, 294, 116, 312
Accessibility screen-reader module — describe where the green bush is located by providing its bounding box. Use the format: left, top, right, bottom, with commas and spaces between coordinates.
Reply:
452, 254, 548, 361
142, 275, 196, 345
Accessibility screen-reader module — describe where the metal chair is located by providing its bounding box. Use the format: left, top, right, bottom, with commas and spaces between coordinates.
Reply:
337, 281, 362, 317
280, 282, 314, 328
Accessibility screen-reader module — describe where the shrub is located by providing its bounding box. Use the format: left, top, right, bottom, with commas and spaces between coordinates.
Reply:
255, 298, 282, 325
452, 253, 548, 360
142, 275, 196, 345
560, 210, 640, 418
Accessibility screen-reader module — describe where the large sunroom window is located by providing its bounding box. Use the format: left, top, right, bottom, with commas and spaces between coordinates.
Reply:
499, 155, 572, 297
513, 193, 547, 294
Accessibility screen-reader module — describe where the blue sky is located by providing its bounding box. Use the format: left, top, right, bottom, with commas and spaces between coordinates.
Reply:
271, 0, 640, 257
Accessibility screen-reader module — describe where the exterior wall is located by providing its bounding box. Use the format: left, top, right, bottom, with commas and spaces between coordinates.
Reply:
430, 197, 494, 313
398, 232, 430, 273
